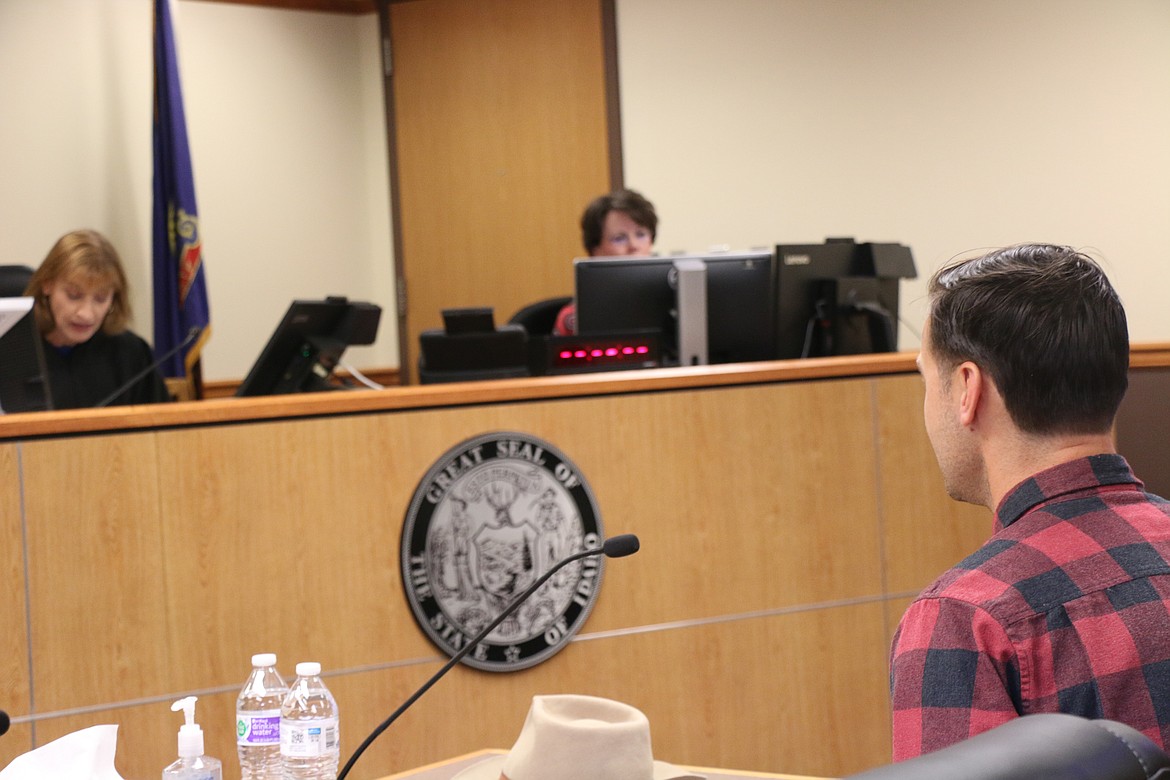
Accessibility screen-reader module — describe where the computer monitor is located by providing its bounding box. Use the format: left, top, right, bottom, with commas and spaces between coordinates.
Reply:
236, 296, 382, 397
575, 256, 676, 359
704, 251, 776, 364
574, 250, 775, 366
774, 239, 916, 360
0, 297, 52, 413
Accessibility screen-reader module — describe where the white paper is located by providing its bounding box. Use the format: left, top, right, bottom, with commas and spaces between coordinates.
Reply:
0, 724, 125, 780
0, 297, 34, 341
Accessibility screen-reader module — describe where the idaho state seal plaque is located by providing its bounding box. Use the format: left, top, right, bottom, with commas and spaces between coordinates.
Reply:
401, 432, 604, 671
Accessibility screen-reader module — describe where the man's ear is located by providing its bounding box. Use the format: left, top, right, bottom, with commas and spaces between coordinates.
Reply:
955, 361, 984, 428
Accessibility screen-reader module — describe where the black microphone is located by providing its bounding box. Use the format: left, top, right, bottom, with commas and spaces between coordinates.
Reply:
336, 533, 641, 780
95, 326, 201, 408
0, 709, 9, 736
602, 533, 640, 558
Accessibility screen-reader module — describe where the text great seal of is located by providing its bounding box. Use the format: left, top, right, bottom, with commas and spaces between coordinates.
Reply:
401, 432, 604, 671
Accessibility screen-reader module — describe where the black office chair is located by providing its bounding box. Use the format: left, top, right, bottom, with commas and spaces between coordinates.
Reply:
0, 264, 35, 297
845, 714, 1170, 780
507, 295, 572, 336
417, 307, 530, 384
507, 295, 571, 376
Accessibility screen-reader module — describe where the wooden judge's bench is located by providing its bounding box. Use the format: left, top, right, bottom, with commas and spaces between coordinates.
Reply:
2, 346, 1167, 780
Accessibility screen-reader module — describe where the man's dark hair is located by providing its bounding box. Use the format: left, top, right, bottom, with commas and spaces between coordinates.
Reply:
579, 189, 657, 253
927, 243, 1129, 435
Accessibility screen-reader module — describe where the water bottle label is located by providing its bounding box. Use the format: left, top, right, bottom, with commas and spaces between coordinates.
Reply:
280, 717, 339, 757
237, 709, 282, 746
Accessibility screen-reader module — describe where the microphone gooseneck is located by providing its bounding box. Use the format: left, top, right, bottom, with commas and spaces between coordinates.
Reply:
95, 326, 201, 408
336, 533, 641, 780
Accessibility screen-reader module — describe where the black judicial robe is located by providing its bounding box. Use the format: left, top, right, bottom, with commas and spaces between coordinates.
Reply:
42, 330, 171, 409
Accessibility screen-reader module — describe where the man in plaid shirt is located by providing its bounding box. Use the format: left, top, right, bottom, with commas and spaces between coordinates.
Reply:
890, 243, 1170, 760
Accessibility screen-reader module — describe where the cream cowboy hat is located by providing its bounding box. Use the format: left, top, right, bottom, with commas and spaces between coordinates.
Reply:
452, 694, 705, 780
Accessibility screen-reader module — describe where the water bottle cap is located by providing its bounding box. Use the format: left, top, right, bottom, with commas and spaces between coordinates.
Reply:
251, 652, 277, 667
296, 661, 321, 677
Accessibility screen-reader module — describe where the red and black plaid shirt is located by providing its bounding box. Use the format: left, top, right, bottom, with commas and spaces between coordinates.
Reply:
890, 454, 1170, 760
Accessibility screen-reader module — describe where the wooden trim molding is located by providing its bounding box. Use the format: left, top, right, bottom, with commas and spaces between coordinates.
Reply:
601, 0, 624, 189
377, 0, 411, 385
4, 344, 1167, 442
1130, 342, 1170, 368
183, 0, 379, 13
1, 353, 916, 441
200, 366, 402, 399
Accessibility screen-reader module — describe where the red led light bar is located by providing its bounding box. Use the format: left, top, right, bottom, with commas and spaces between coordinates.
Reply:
545, 332, 661, 374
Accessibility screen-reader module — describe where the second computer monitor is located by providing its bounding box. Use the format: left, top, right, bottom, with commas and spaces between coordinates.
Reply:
774, 239, 914, 360
236, 296, 382, 397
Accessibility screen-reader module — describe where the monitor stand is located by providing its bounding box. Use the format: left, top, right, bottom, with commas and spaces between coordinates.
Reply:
674, 258, 708, 366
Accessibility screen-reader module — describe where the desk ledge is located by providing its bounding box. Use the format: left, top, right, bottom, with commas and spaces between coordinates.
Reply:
3, 343, 1167, 442
0, 352, 918, 441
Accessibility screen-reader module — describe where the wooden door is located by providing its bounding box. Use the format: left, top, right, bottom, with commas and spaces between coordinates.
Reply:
387, 0, 616, 382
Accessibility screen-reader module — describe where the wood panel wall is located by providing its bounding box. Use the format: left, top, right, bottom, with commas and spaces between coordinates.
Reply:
187, 0, 376, 13
0, 445, 27, 752
0, 366, 993, 780
389, 0, 614, 382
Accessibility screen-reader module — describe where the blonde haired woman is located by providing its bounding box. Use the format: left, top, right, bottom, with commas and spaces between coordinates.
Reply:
25, 229, 169, 409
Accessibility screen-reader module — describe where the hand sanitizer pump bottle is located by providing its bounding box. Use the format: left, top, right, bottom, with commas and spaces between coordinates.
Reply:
163, 696, 223, 780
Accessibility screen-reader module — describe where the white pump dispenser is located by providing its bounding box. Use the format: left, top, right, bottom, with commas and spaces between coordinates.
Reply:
173, 696, 203, 757
163, 696, 222, 780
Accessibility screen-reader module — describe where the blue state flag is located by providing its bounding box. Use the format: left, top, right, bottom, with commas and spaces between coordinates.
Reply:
152, 0, 210, 379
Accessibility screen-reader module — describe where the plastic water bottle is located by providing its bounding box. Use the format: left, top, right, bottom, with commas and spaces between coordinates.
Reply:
236, 653, 288, 779
280, 662, 340, 780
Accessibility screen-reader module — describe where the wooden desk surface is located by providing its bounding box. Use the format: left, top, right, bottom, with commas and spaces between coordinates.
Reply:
0, 351, 921, 441
375, 749, 834, 780
3, 343, 1167, 443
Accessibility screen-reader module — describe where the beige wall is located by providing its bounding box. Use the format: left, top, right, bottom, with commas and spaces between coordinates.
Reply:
0, 0, 395, 381
616, 0, 1170, 346
2, 0, 1168, 379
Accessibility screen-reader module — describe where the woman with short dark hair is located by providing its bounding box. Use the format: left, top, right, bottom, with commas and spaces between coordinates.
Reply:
555, 190, 658, 336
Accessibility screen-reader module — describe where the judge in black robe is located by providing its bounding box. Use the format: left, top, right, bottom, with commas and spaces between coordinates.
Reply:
25, 229, 172, 410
